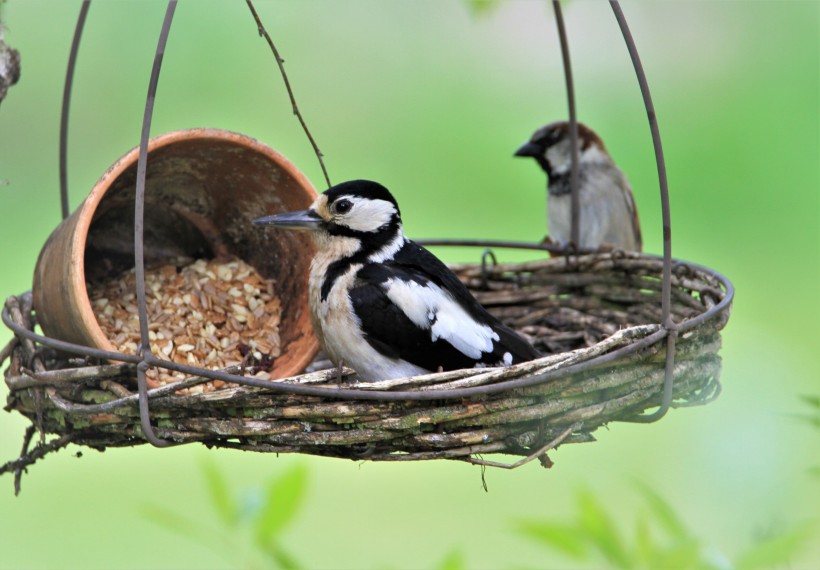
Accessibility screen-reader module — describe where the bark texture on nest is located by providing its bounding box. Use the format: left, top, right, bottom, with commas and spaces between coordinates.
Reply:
2, 252, 730, 473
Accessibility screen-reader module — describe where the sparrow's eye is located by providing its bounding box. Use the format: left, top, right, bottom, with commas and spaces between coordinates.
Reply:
333, 199, 353, 215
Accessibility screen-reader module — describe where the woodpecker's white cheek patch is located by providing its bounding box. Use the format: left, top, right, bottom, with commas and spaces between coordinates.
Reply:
341, 198, 397, 233
383, 279, 499, 360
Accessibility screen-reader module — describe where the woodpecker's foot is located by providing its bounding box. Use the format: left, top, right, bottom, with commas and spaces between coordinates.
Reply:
334, 360, 345, 387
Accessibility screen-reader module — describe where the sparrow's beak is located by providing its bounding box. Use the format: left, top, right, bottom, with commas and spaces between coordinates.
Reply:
253, 209, 323, 231
514, 141, 542, 158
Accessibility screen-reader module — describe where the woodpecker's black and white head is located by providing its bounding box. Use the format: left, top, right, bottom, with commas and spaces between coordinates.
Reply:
514, 121, 611, 195
254, 179, 540, 382
254, 180, 404, 257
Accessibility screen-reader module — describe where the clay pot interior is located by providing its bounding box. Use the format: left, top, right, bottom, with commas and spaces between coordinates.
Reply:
33, 128, 319, 380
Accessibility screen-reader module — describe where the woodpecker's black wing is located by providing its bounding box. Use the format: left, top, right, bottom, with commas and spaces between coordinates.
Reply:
392, 240, 540, 362
349, 265, 484, 372
348, 241, 539, 372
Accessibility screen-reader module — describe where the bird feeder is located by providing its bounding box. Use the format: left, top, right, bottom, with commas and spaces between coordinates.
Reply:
1, 1, 733, 487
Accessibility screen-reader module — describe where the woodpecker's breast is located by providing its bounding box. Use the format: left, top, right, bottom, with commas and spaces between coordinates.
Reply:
308, 255, 361, 362
308, 247, 428, 381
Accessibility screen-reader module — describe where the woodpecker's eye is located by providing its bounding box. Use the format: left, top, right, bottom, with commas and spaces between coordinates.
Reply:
332, 199, 353, 215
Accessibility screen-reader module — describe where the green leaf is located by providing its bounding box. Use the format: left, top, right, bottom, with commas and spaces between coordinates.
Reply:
634, 511, 656, 567
734, 524, 816, 570
798, 394, 820, 410
795, 394, 820, 428
140, 504, 228, 560
436, 549, 466, 570
260, 539, 303, 570
576, 488, 633, 569
651, 540, 702, 570
140, 504, 236, 562
514, 519, 589, 560
633, 481, 690, 541
253, 464, 308, 548
200, 458, 236, 526
466, 0, 504, 16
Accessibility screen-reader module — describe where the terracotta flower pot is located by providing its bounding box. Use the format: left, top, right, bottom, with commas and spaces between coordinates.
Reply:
33, 128, 320, 381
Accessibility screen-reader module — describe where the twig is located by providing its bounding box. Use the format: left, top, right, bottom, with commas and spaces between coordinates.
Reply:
43, 372, 221, 415
99, 380, 133, 399
0, 336, 17, 368
0, 431, 73, 495
6, 363, 136, 390
13, 425, 36, 495
5, 296, 37, 363
245, 0, 331, 188
461, 423, 579, 469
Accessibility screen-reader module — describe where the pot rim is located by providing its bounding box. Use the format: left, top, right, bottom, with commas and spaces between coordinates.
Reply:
71, 127, 319, 363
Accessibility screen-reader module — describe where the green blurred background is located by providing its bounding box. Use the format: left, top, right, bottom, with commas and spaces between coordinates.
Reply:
0, 1, 817, 568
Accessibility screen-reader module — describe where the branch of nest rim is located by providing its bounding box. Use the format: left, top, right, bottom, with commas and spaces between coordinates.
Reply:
0, 426, 73, 496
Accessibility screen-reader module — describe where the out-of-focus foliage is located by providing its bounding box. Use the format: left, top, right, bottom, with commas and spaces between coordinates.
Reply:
465, 0, 505, 17
796, 395, 820, 430
515, 485, 815, 570
797, 395, 820, 478
143, 460, 307, 569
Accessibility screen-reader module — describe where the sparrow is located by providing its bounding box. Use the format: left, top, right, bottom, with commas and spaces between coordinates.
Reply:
254, 179, 540, 382
515, 121, 642, 252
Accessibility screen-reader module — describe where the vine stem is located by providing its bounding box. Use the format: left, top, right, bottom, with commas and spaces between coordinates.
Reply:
245, 0, 332, 188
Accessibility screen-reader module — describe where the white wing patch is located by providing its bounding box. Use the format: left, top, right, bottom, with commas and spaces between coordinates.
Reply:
383, 278, 499, 360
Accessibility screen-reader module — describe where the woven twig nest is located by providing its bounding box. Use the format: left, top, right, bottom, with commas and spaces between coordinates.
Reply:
2, 251, 731, 469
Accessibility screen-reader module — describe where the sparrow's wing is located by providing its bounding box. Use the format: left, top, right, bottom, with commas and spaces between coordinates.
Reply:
618, 173, 643, 251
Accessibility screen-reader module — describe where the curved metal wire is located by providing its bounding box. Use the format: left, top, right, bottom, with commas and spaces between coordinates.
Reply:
133, 0, 178, 447
551, 0, 581, 249
59, 0, 91, 220
609, 0, 675, 423
479, 248, 498, 289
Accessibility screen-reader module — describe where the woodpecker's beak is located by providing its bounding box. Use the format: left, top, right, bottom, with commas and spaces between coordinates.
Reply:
253, 209, 323, 231
514, 141, 542, 158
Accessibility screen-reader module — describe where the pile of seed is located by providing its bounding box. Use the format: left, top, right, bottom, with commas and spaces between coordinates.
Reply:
87, 257, 282, 393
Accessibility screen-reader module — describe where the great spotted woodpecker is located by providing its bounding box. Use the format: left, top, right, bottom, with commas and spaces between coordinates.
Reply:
254, 179, 540, 381
515, 121, 642, 252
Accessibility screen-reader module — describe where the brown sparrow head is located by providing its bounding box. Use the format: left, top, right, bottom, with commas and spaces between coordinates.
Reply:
515, 121, 642, 252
